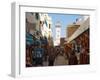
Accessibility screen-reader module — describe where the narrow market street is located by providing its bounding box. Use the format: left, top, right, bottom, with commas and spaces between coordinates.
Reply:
26, 12, 90, 67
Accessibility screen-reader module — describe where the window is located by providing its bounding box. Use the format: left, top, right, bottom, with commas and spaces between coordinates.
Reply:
49, 24, 51, 29
45, 20, 48, 27
35, 13, 39, 20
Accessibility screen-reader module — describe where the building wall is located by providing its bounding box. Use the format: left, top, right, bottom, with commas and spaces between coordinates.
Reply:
64, 16, 90, 64
67, 25, 80, 38
60, 38, 65, 46
64, 28, 89, 65
26, 12, 40, 35
39, 13, 53, 46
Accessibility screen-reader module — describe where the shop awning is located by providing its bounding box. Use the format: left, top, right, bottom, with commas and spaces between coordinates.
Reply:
67, 17, 89, 43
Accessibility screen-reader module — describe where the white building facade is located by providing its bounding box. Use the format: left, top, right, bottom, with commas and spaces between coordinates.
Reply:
26, 12, 53, 46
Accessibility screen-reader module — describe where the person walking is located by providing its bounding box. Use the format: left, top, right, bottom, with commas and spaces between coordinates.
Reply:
80, 49, 89, 64
48, 47, 55, 66
68, 50, 78, 65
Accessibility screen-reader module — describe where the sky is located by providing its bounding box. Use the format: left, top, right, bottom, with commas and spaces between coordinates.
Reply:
48, 13, 83, 40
